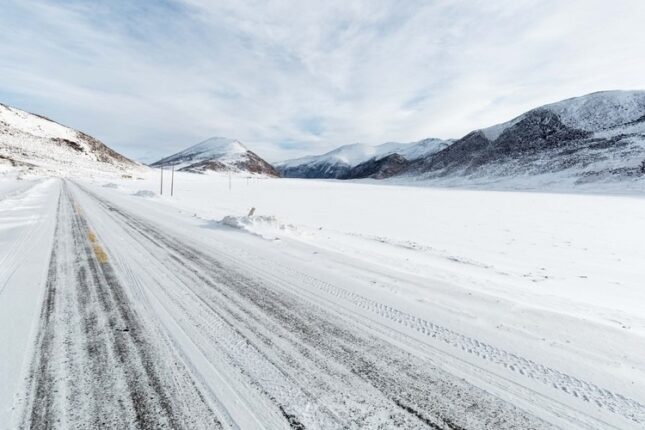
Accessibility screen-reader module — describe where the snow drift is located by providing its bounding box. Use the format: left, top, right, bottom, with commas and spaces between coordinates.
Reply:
220, 214, 296, 240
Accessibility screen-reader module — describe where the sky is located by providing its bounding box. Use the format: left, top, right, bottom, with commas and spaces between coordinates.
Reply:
1, 0, 645, 163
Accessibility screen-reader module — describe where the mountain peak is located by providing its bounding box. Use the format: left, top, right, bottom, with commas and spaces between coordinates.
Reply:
151, 137, 279, 176
183, 137, 248, 157
407, 89, 645, 184
277, 138, 450, 178
482, 90, 645, 140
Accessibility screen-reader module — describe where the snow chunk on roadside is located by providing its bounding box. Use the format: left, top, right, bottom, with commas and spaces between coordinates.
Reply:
102, 183, 119, 189
221, 215, 296, 240
133, 190, 156, 198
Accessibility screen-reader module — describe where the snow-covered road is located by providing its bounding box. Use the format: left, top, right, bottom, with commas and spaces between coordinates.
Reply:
2, 178, 644, 429
20, 182, 218, 428
0, 178, 58, 426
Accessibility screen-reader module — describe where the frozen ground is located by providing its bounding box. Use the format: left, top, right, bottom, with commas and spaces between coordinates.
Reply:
1, 171, 644, 429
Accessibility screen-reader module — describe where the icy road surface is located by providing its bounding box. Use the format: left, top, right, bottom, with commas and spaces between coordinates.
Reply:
1, 178, 644, 429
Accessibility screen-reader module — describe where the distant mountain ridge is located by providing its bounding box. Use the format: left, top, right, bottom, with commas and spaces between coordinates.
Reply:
0, 103, 139, 175
277, 138, 451, 179
405, 90, 645, 183
278, 90, 645, 185
151, 137, 279, 177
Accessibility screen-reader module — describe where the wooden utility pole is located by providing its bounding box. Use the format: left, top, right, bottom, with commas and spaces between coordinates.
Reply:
160, 167, 164, 195
171, 165, 175, 196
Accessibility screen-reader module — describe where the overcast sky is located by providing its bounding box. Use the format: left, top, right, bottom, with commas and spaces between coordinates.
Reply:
1, 0, 644, 162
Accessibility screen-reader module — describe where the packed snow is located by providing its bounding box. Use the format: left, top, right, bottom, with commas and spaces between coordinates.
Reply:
1, 169, 644, 429
133, 189, 157, 198
90, 172, 645, 327
84, 172, 645, 403
221, 214, 297, 240
0, 178, 58, 424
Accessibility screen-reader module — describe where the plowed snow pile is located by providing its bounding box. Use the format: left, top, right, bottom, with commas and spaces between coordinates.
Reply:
221, 214, 296, 239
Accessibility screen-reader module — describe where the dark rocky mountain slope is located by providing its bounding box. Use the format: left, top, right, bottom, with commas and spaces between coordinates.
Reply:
404, 91, 645, 184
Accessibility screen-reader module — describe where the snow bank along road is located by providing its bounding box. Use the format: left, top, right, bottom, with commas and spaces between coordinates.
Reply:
1, 178, 644, 429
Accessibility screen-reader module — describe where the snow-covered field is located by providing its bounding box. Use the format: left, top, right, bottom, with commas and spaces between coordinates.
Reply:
1, 170, 644, 429
105, 172, 645, 326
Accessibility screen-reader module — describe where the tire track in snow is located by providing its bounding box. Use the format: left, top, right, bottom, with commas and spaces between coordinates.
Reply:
276, 264, 645, 424
0, 180, 50, 297
76, 182, 558, 430
19, 182, 220, 429
211, 229, 645, 428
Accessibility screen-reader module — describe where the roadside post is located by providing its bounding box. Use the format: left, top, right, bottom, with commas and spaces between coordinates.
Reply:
171, 165, 175, 197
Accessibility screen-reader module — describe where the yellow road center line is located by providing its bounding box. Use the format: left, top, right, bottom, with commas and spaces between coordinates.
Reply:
88, 230, 108, 263
92, 243, 109, 263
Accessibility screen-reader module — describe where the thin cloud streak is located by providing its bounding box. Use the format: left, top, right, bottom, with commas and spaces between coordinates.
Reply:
1, 0, 644, 162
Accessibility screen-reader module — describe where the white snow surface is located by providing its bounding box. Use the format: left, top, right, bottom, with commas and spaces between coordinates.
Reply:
482, 90, 645, 140
2, 171, 645, 428
278, 138, 450, 168
0, 104, 77, 141
221, 214, 296, 240
0, 103, 140, 176
85, 173, 645, 409
0, 179, 58, 424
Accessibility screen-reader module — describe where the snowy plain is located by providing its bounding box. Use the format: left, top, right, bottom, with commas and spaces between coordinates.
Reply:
1, 169, 644, 429
103, 171, 645, 326
92, 173, 645, 409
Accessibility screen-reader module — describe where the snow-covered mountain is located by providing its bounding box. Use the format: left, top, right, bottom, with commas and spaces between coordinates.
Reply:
279, 90, 645, 186
151, 137, 279, 176
0, 103, 139, 176
404, 90, 645, 185
277, 138, 450, 179
481, 90, 645, 141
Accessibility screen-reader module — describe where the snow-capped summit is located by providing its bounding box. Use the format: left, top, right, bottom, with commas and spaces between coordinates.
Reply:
0, 103, 139, 176
151, 137, 279, 176
405, 90, 645, 184
482, 90, 645, 140
278, 90, 645, 185
278, 142, 404, 171
152, 137, 248, 169
277, 138, 450, 179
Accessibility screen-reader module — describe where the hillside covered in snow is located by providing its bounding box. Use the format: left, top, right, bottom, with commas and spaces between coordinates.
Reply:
151, 137, 279, 177
404, 90, 645, 187
277, 138, 450, 179
279, 90, 645, 188
0, 103, 140, 176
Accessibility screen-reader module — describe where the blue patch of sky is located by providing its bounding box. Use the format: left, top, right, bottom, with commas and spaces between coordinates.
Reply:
276, 139, 306, 150
296, 116, 325, 137
402, 93, 430, 110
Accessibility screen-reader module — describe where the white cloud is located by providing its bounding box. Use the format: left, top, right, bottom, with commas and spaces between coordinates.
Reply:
1, 0, 644, 162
